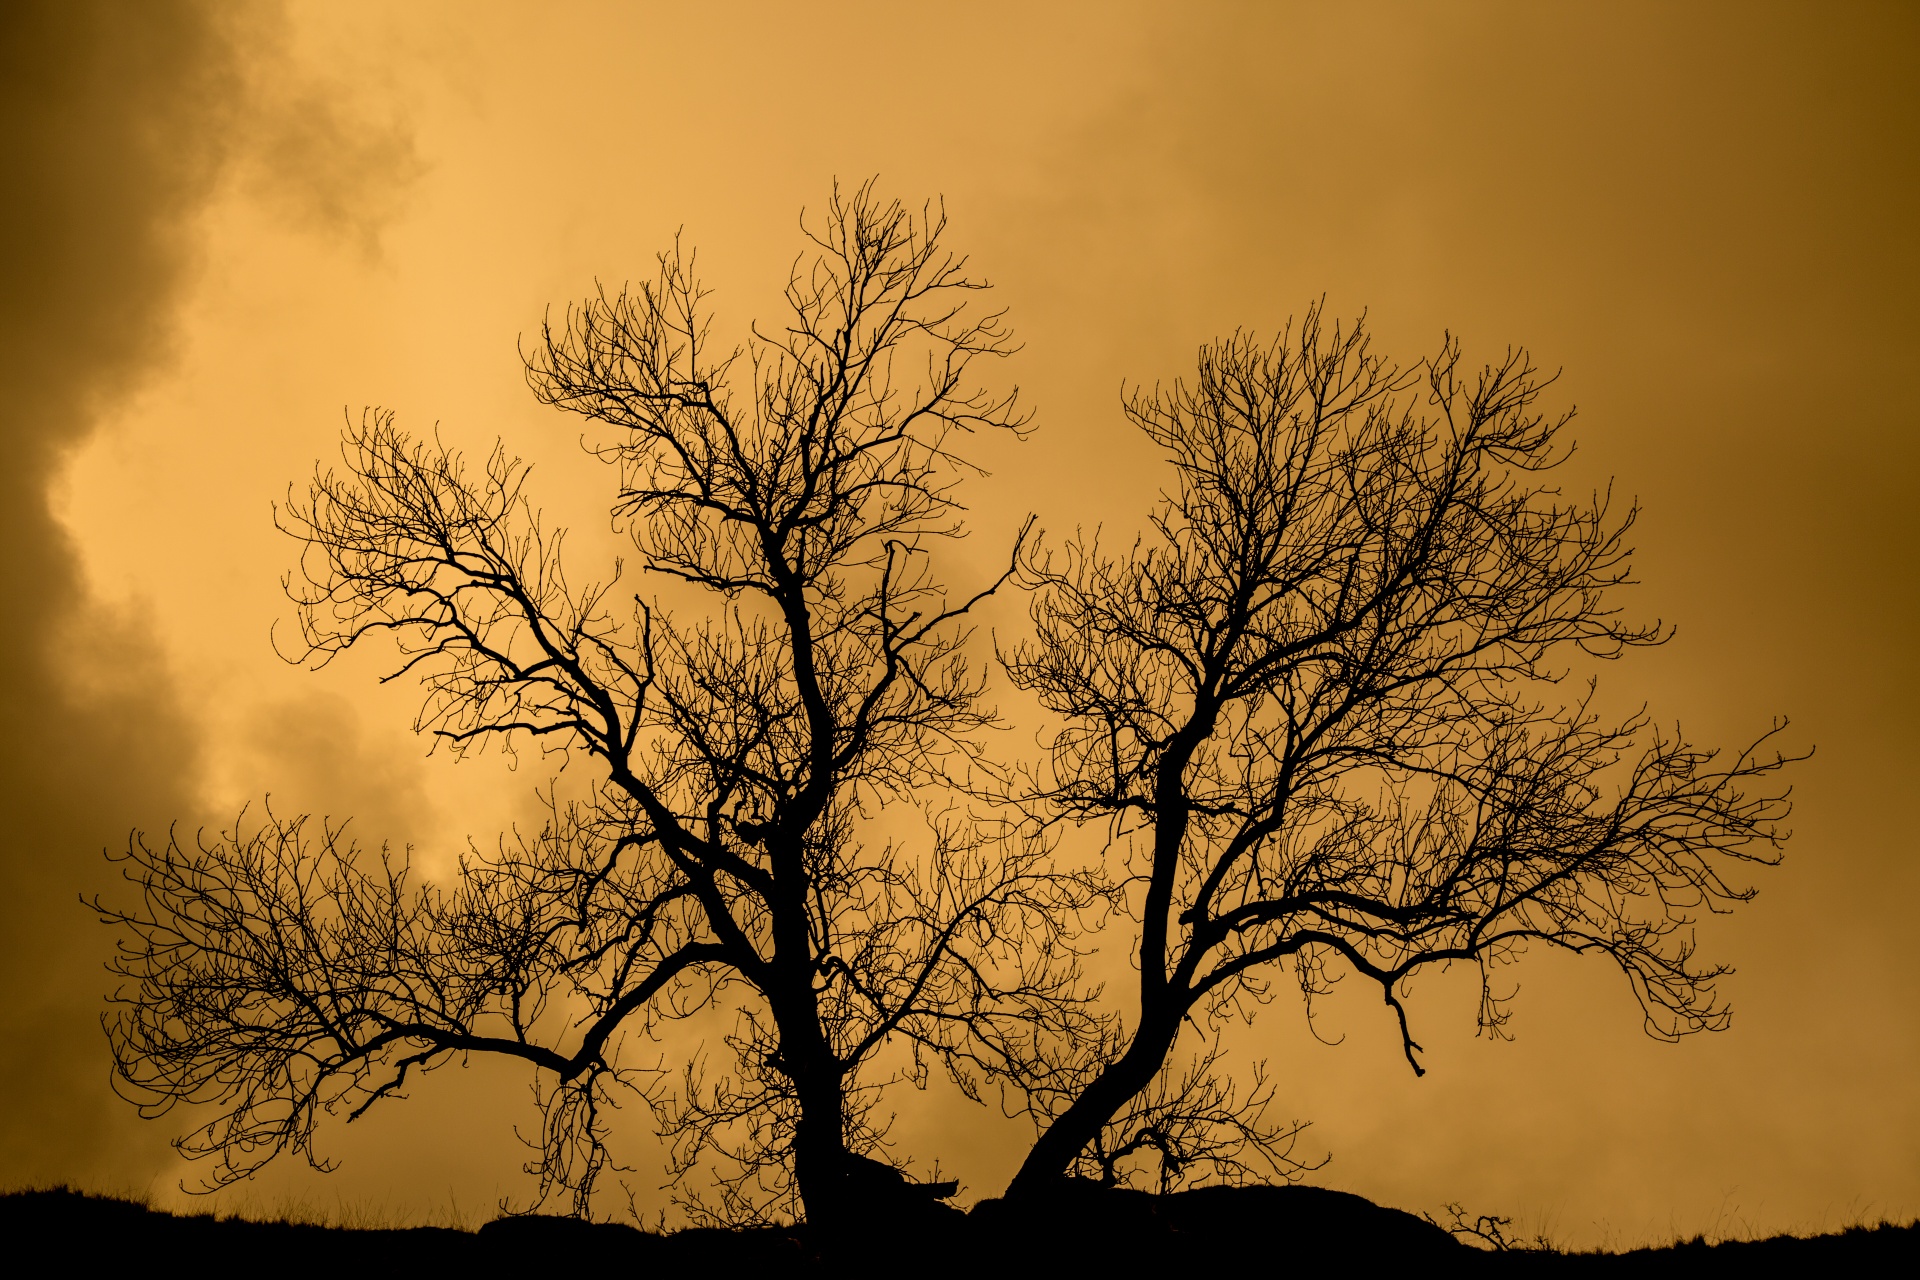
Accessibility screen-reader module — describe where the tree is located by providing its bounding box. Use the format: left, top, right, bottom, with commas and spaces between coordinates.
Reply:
993, 307, 1797, 1198
97, 182, 1076, 1228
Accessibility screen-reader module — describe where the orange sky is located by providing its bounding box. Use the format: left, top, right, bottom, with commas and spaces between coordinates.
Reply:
4, 0, 1915, 1246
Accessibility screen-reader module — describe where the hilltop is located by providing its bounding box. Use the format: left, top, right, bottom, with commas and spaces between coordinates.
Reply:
4, 1184, 1912, 1274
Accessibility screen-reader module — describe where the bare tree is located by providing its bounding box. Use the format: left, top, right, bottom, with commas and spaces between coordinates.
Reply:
994, 306, 1798, 1198
98, 183, 1080, 1228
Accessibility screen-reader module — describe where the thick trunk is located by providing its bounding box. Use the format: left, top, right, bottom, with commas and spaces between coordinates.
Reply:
1003, 1013, 1183, 1200
764, 903, 852, 1228
789, 1066, 853, 1228
766, 964, 856, 1229
756, 800, 855, 1228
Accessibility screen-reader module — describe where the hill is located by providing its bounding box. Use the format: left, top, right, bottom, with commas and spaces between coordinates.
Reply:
3, 1185, 1911, 1274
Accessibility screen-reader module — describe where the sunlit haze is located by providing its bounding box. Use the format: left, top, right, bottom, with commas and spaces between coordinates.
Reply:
3, 1, 1915, 1248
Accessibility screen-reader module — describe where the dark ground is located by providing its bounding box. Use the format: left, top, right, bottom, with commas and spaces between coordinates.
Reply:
4, 1184, 1912, 1275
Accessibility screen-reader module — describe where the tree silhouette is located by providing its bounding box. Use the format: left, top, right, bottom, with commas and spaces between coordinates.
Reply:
97, 183, 1078, 1228
96, 213, 1797, 1232
991, 308, 1798, 1198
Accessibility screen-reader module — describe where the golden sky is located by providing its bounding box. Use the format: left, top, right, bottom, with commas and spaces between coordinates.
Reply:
3, 0, 1915, 1245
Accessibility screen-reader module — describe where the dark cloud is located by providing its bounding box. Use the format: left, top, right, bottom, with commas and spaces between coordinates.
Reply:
0, 0, 239, 1187
0, 0, 419, 1188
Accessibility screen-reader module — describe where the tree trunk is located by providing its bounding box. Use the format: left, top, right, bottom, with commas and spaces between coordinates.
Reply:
789, 1064, 853, 1229
1003, 1013, 1183, 1200
765, 923, 853, 1228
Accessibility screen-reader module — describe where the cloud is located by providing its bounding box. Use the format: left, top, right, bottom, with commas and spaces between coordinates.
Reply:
227, 4, 424, 258
0, 0, 420, 1188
